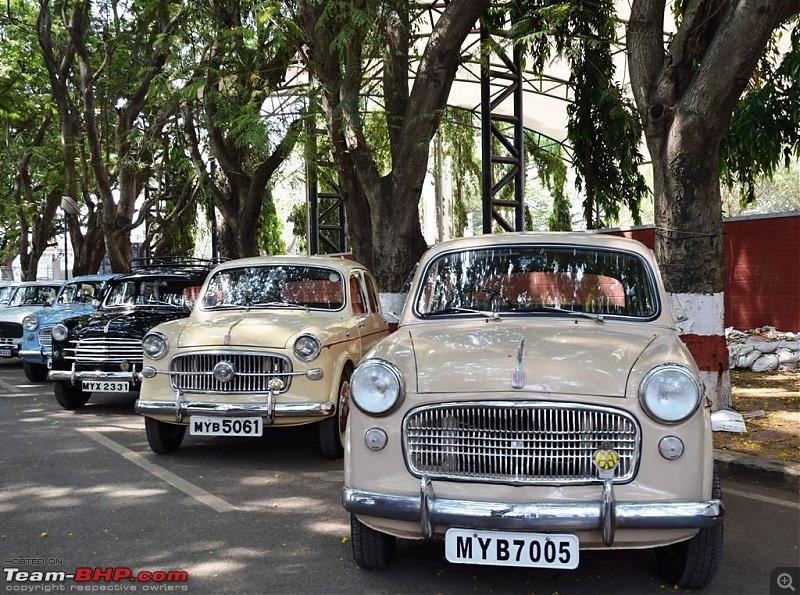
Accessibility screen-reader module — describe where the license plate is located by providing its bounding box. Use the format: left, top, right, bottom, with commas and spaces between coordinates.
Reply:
190, 416, 263, 437
445, 528, 579, 569
82, 380, 129, 392
0, 348, 10, 357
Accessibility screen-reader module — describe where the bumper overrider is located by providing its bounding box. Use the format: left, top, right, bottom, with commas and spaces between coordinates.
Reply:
18, 347, 50, 362
134, 365, 334, 423
343, 476, 724, 547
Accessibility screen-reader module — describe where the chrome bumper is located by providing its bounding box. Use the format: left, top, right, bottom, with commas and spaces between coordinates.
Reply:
49, 364, 139, 384
135, 398, 334, 422
343, 476, 724, 547
19, 348, 50, 362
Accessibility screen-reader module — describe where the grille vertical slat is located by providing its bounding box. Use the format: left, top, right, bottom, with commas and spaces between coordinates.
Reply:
403, 402, 639, 485
169, 351, 292, 393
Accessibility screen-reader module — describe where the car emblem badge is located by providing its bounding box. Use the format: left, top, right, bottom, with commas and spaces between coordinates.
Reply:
120, 360, 130, 372
512, 338, 525, 389
223, 333, 231, 346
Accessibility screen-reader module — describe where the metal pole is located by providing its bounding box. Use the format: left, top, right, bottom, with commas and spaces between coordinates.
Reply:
64, 212, 68, 279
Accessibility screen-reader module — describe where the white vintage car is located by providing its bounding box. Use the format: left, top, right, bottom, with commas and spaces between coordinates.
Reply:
344, 232, 724, 588
135, 255, 389, 459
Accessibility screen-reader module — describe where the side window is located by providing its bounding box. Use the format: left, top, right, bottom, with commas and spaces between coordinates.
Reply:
349, 275, 366, 315
365, 275, 380, 314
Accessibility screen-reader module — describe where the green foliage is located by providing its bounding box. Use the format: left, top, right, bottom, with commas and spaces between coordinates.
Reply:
511, 0, 650, 229
721, 22, 800, 206
289, 202, 308, 254
439, 108, 482, 237
258, 185, 286, 256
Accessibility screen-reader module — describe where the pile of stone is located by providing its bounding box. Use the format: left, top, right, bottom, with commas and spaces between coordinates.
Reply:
727, 326, 800, 372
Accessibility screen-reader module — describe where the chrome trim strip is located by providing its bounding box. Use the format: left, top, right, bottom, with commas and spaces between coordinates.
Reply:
135, 399, 334, 418
342, 487, 723, 542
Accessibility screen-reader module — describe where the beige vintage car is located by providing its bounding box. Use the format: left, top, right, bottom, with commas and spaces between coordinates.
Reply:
344, 232, 724, 588
135, 255, 389, 459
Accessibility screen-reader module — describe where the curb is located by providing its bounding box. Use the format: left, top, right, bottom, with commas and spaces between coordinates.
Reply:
713, 449, 800, 490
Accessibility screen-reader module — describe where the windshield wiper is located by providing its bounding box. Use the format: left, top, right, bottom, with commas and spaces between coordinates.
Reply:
426, 307, 501, 321
248, 301, 309, 311
514, 304, 604, 323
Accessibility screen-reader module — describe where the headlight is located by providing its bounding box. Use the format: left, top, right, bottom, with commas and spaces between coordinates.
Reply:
51, 324, 69, 342
142, 332, 168, 360
639, 364, 702, 423
351, 359, 404, 415
22, 315, 38, 332
293, 334, 321, 362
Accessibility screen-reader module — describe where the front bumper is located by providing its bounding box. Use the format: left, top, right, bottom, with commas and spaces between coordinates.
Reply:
49, 362, 140, 384
135, 397, 334, 423
343, 476, 724, 547
19, 347, 50, 363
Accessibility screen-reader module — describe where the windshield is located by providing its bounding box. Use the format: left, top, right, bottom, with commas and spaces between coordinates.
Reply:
414, 245, 658, 319
9, 285, 57, 307
103, 277, 201, 310
57, 280, 109, 305
201, 265, 344, 310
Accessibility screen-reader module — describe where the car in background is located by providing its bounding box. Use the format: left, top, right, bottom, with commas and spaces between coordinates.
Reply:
48, 258, 217, 410
343, 232, 724, 589
135, 255, 390, 459
0, 281, 62, 360
0, 281, 18, 306
18, 273, 119, 382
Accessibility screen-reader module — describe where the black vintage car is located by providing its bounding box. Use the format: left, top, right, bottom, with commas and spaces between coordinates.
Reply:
48, 259, 217, 410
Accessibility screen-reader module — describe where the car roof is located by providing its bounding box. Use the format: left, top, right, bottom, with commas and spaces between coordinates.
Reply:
209, 254, 372, 276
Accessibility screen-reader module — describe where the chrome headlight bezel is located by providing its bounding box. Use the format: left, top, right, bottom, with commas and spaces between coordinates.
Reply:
293, 334, 321, 362
22, 315, 39, 332
351, 359, 405, 415
142, 332, 169, 360
51, 323, 69, 342
639, 364, 702, 424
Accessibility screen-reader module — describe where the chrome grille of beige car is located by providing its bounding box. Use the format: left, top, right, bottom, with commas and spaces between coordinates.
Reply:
168, 351, 292, 393
403, 402, 640, 485
64, 338, 143, 363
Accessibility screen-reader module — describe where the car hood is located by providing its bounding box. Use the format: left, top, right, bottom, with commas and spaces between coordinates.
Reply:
36, 304, 96, 325
407, 319, 660, 397
67, 309, 188, 339
177, 310, 334, 349
0, 305, 50, 324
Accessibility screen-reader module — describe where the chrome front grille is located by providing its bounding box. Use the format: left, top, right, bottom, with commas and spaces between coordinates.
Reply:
64, 338, 143, 363
39, 327, 53, 350
168, 351, 292, 393
403, 402, 640, 485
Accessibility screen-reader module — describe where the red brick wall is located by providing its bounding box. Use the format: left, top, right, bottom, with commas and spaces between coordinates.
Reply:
602, 212, 800, 331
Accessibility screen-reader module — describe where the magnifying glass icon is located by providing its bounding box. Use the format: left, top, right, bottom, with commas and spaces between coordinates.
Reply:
777, 573, 796, 591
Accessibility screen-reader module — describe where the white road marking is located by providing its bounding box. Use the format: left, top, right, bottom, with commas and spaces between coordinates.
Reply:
78, 428, 239, 513
724, 487, 800, 509
0, 377, 21, 393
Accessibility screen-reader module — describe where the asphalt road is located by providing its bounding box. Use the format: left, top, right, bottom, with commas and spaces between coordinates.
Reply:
1, 358, 798, 595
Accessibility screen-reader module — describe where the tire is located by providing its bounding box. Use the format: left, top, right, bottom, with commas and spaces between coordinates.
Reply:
350, 514, 396, 570
53, 382, 90, 410
655, 468, 724, 589
23, 361, 49, 383
319, 368, 352, 459
144, 417, 186, 454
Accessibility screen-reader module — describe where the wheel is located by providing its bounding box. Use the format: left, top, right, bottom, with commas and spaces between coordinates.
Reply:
654, 468, 724, 588
144, 417, 186, 454
350, 514, 396, 569
319, 368, 352, 459
23, 361, 49, 383
53, 382, 90, 410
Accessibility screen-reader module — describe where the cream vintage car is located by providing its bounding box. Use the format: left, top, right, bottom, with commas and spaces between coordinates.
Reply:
344, 232, 724, 588
135, 255, 389, 459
